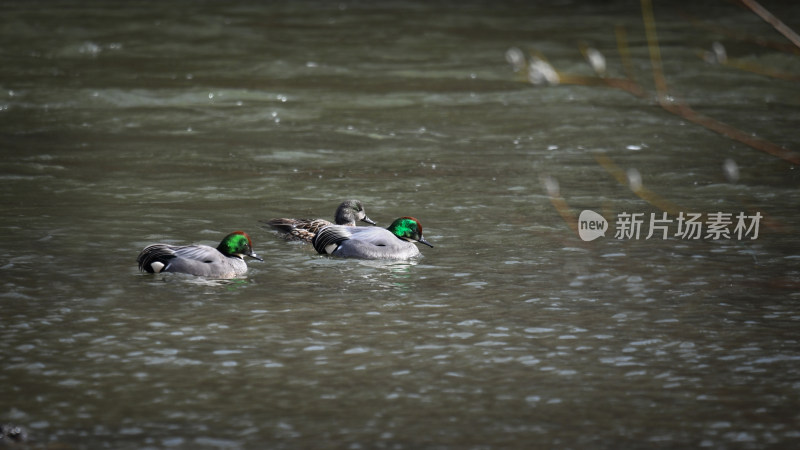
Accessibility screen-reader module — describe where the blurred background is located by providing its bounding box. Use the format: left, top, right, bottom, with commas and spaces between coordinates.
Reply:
1, 0, 799, 448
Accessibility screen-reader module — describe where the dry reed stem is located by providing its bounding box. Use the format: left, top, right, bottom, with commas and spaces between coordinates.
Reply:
699, 52, 800, 81
641, 0, 669, 100
658, 101, 800, 164
549, 195, 579, 236
528, 2, 798, 234
680, 11, 800, 54
624, 2, 798, 164
740, 0, 800, 49
593, 152, 684, 216
615, 26, 638, 82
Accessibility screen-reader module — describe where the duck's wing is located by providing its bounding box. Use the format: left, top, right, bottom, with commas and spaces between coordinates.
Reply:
138, 243, 240, 277
346, 227, 402, 247
302, 218, 335, 235
171, 244, 225, 263
137, 244, 178, 273
312, 225, 354, 254
263, 218, 332, 242
168, 244, 237, 276
139, 243, 227, 272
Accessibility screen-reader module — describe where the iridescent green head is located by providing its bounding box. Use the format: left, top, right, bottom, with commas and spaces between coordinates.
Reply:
335, 199, 376, 226
387, 217, 434, 248
217, 231, 263, 260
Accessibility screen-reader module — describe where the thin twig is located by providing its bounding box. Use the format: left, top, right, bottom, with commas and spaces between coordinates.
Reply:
594, 153, 684, 215
659, 101, 800, 165
541, 176, 578, 235
615, 25, 637, 82
641, 0, 669, 100
740, 0, 800, 49
679, 11, 799, 54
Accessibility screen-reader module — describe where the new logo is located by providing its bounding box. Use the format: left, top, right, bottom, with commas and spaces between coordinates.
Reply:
578, 210, 608, 241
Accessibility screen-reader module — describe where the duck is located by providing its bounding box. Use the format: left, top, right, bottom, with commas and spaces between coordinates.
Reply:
264, 199, 376, 243
312, 216, 433, 260
137, 231, 262, 278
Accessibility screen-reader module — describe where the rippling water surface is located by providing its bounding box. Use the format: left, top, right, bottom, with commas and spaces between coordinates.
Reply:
2, 0, 800, 448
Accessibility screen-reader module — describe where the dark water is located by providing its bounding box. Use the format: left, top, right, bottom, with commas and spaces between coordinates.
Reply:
2, 0, 800, 448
